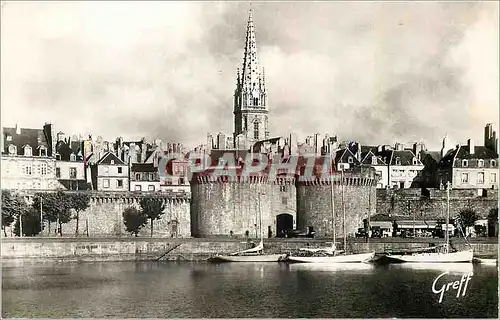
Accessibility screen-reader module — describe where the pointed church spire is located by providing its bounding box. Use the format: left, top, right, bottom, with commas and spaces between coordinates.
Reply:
241, 8, 261, 90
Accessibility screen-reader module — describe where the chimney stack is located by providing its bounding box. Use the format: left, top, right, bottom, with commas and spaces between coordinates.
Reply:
467, 139, 474, 155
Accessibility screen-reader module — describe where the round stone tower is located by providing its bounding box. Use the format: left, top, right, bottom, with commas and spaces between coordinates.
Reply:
190, 168, 296, 238
296, 168, 377, 239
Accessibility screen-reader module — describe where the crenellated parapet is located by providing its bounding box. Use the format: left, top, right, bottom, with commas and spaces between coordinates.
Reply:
10, 189, 191, 205
297, 176, 377, 187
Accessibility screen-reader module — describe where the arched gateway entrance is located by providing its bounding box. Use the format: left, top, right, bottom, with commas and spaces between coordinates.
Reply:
276, 213, 294, 237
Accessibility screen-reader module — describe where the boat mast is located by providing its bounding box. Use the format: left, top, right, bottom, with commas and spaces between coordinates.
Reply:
258, 192, 263, 253
446, 181, 450, 254
330, 173, 336, 250
367, 180, 370, 244
342, 168, 346, 253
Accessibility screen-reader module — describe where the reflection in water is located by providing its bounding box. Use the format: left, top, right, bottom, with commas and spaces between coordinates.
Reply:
2, 261, 497, 319
389, 262, 474, 275
288, 262, 375, 273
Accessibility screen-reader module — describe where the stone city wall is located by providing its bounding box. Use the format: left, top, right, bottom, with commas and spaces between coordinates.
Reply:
10, 190, 191, 238
376, 188, 498, 219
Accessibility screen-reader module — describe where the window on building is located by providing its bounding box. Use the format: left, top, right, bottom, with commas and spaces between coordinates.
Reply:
118, 167, 123, 174
462, 160, 468, 167
371, 156, 377, 165
148, 185, 155, 191
8, 145, 16, 155
135, 185, 142, 191
253, 97, 259, 106
149, 173, 154, 181
55, 154, 61, 160
477, 172, 485, 184
348, 156, 354, 164
25, 164, 32, 175
41, 163, 47, 175
395, 157, 401, 165
478, 159, 484, 167
70, 167, 77, 179
70, 154, 76, 162
110, 160, 115, 165
39, 147, 47, 157
280, 185, 287, 192
103, 167, 109, 175
103, 179, 110, 188
491, 173, 497, 183
282, 196, 287, 205
6, 135, 12, 141
179, 177, 185, 185
117, 179, 123, 188
135, 173, 141, 181
70, 181, 78, 190
461, 173, 469, 183
492, 160, 497, 167
412, 157, 418, 165
24, 146, 32, 156
56, 167, 61, 178
254, 122, 259, 140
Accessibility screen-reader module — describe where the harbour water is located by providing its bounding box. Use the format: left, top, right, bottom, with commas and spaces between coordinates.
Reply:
2, 261, 498, 318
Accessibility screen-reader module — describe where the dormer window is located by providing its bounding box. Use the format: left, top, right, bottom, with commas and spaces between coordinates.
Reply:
491, 160, 497, 167
8, 145, 16, 155
6, 135, 12, 141
39, 147, 47, 157
462, 160, 468, 167
371, 156, 377, 165
348, 156, 354, 164
55, 153, 61, 160
395, 157, 401, 165
110, 160, 115, 165
412, 157, 418, 165
478, 159, 484, 167
24, 146, 32, 156
70, 154, 76, 162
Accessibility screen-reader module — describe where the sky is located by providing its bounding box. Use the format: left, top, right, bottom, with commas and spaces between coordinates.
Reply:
1, 1, 498, 151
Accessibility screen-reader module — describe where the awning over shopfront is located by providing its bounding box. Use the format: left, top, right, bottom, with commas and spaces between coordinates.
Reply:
397, 224, 429, 229
370, 221, 393, 229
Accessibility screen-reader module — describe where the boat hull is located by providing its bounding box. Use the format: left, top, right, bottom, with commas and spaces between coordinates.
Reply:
386, 249, 473, 263
210, 254, 287, 262
287, 252, 376, 263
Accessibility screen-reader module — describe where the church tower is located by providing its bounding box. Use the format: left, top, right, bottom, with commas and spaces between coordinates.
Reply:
233, 10, 269, 147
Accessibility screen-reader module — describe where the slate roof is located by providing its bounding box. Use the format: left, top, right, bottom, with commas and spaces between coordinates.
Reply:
334, 148, 359, 164
361, 150, 387, 165
425, 151, 442, 163
391, 150, 422, 166
439, 145, 498, 168
454, 146, 498, 160
56, 140, 84, 161
3, 127, 49, 156
97, 152, 126, 165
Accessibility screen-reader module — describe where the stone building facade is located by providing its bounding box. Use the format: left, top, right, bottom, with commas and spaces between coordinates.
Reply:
1, 124, 59, 190
438, 135, 499, 190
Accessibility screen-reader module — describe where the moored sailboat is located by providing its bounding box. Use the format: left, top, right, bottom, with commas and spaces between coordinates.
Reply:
386, 182, 474, 263
209, 193, 287, 263
288, 170, 375, 263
